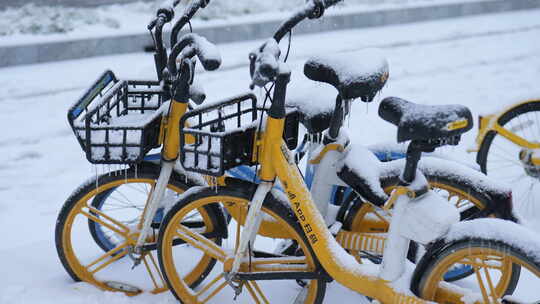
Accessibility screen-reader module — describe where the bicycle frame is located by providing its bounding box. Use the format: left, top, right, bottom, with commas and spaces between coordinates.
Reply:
468, 99, 540, 153
234, 115, 430, 302
225, 77, 475, 303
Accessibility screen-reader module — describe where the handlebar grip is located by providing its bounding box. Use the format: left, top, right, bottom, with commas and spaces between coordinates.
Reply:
157, 7, 175, 23
171, 0, 212, 47
249, 39, 281, 87
273, 0, 343, 42
193, 35, 222, 71
168, 33, 222, 75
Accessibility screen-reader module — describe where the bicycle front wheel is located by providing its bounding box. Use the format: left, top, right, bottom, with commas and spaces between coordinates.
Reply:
158, 185, 327, 304
55, 165, 218, 295
413, 238, 540, 303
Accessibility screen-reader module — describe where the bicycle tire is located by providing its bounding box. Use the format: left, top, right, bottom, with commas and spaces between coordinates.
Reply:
412, 238, 539, 302
157, 183, 327, 304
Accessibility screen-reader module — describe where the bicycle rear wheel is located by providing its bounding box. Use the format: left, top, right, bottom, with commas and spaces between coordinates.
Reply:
412, 238, 540, 303
157, 185, 327, 304
343, 174, 495, 282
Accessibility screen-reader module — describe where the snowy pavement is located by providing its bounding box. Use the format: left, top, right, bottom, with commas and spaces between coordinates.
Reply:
0, 0, 482, 40
1, 8, 540, 303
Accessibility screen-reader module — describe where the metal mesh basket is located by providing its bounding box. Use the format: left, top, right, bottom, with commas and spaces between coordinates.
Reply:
68, 70, 167, 164
180, 93, 300, 177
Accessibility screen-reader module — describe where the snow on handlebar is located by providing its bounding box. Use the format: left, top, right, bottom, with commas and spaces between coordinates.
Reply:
249, 39, 281, 88
249, 0, 343, 88
274, 0, 343, 42
171, 0, 211, 47
168, 33, 222, 76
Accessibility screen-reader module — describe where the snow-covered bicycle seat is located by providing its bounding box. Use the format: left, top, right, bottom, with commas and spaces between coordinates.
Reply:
378, 97, 473, 143
303, 49, 389, 102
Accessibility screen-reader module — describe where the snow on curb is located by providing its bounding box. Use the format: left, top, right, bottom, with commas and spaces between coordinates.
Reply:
1, 0, 539, 67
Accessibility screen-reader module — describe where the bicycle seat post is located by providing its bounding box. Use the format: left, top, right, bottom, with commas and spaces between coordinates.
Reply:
401, 141, 425, 185
324, 95, 344, 144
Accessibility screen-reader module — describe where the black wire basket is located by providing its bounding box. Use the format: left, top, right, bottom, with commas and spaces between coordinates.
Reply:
68, 70, 167, 164
180, 93, 299, 177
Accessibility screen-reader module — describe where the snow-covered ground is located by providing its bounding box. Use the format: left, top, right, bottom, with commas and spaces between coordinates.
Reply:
1, 8, 540, 303
0, 0, 485, 45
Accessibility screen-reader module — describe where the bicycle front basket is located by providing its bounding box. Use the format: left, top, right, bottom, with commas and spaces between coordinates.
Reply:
180, 93, 259, 177
68, 70, 167, 164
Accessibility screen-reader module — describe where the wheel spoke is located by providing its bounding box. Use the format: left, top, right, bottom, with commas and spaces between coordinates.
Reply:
245, 281, 270, 304
481, 262, 498, 303
142, 252, 166, 290
250, 281, 270, 304
459, 256, 503, 271
197, 273, 228, 303
112, 188, 143, 206
100, 206, 144, 212
85, 241, 129, 274
469, 257, 492, 303
81, 207, 131, 238
174, 225, 226, 262
126, 182, 153, 196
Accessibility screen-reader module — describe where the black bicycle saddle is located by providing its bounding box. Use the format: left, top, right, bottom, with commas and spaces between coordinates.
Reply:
378, 97, 473, 143
303, 49, 389, 102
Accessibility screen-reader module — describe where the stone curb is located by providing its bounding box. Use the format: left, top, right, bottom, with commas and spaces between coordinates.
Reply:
1, 0, 539, 67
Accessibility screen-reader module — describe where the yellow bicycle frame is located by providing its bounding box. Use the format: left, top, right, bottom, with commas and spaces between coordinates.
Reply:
254, 115, 483, 304
468, 99, 540, 153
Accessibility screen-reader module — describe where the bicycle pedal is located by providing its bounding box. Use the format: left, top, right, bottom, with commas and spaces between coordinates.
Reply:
104, 281, 142, 294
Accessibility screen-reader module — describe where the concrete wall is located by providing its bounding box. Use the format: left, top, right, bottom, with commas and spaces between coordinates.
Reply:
1, 0, 138, 9
1, 0, 540, 67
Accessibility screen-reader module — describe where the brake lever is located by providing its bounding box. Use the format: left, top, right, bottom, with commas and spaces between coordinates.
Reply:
148, 18, 158, 31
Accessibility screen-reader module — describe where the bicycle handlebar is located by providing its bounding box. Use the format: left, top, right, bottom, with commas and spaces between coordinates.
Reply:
168, 33, 221, 76
249, 39, 281, 88
250, 0, 342, 87
148, 1, 183, 81
170, 0, 211, 48
273, 0, 342, 42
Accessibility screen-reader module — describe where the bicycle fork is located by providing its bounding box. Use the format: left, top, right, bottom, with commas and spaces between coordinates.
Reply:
134, 160, 175, 255
230, 181, 273, 275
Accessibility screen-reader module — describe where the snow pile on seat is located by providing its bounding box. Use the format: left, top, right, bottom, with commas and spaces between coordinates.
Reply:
306, 48, 388, 87
287, 49, 388, 118
286, 71, 337, 117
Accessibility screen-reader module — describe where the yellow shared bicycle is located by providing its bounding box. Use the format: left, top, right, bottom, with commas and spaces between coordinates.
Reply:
55, 0, 221, 295
155, 4, 540, 303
